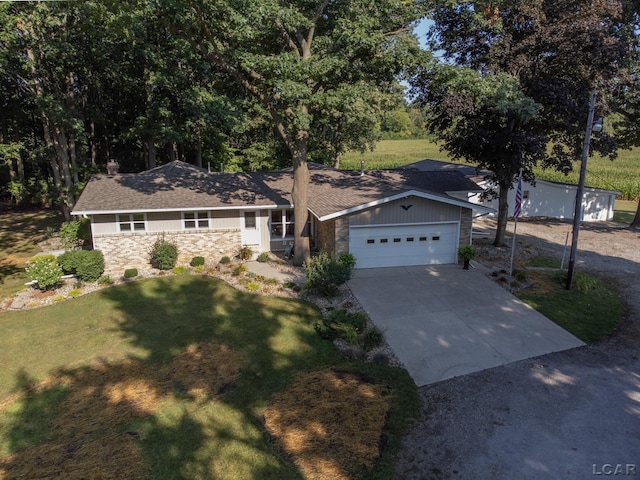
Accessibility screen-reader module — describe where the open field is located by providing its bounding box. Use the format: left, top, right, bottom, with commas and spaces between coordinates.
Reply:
343, 139, 640, 201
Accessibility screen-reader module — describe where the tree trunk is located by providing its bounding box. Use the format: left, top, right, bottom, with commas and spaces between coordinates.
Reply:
69, 135, 79, 183
147, 136, 156, 170
291, 134, 311, 266
631, 200, 640, 229
494, 181, 510, 246
195, 123, 203, 168
53, 126, 75, 217
90, 119, 97, 165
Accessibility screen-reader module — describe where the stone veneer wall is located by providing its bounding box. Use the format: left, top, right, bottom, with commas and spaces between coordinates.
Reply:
459, 209, 473, 247
314, 218, 336, 254
335, 217, 349, 255
94, 229, 241, 273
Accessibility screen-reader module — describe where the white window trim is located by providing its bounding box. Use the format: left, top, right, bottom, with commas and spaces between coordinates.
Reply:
117, 213, 147, 233
182, 211, 210, 230
269, 208, 295, 240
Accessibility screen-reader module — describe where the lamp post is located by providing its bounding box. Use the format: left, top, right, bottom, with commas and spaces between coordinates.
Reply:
566, 89, 603, 290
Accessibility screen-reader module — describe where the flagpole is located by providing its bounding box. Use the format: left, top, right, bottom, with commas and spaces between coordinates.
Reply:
509, 170, 523, 288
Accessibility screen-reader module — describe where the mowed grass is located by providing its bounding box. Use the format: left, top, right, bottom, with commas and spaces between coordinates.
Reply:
0, 210, 64, 300
342, 139, 640, 201
0, 276, 420, 479
517, 270, 624, 343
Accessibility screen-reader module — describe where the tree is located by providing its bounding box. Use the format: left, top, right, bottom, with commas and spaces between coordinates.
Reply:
418, 0, 631, 244
163, 0, 424, 265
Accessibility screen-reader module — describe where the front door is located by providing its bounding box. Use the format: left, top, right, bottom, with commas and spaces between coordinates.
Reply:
241, 211, 261, 246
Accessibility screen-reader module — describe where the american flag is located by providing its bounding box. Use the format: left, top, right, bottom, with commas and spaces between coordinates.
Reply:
514, 173, 523, 218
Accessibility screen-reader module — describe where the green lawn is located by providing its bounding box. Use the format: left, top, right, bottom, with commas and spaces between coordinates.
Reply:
0, 276, 420, 479
342, 139, 640, 201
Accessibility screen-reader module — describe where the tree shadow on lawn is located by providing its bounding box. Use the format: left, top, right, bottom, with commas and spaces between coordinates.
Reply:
0, 275, 346, 479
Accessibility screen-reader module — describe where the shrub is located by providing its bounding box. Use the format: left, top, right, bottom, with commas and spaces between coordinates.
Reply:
97, 275, 113, 285
173, 266, 190, 275
194, 265, 204, 273
149, 234, 178, 270
458, 245, 478, 260
57, 250, 105, 282
124, 268, 138, 278
257, 252, 270, 263
190, 256, 205, 267
25, 255, 63, 290
303, 250, 355, 296
220, 256, 231, 264
59, 219, 90, 249
232, 264, 247, 276
362, 327, 385, 352
237, 246, 253, 261
314, 309, 368, 344
68, 288, 82, 298
246, 282, 260, 291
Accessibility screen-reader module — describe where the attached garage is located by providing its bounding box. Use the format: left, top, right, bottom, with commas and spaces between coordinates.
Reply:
349, 222, 459, 268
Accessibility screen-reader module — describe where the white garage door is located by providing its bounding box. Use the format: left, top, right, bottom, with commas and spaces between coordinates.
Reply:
349, 223, 459, 269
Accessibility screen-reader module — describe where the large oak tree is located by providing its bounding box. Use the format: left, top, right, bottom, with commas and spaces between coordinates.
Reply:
163, 0, 425, 264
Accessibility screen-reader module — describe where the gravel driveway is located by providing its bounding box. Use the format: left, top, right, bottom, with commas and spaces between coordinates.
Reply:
394, 218, 640, 480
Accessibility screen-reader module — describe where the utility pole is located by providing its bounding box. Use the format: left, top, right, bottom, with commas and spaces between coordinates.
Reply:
566, 89, 598, 290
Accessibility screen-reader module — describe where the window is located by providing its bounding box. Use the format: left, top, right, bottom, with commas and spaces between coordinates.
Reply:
523, 190, 530, 200
366, 239, 375, 244
183, 211, 209, 230
393, 238, 401, 243
244, 211, 256, 229
432, 236, 440, 241
380, 238, 388, 244
118, 213, 145, 232
270, 209, 294, 239
419, 236, 427, 242
406, 237, 414, 242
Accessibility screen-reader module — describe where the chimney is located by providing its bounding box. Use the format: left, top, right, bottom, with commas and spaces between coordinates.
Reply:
107, 160, 119, 175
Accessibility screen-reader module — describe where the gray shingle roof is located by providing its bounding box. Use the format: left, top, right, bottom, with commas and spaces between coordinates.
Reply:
72, 160, 487, 217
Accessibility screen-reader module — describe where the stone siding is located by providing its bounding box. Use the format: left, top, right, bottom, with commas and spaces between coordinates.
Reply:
315, 218, 336, 254
94, 229, 241, 274
459, 209, 472, 246
335, 217, 349, 255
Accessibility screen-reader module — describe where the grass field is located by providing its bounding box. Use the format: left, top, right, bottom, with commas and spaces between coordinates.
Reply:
342, 139, 640, 202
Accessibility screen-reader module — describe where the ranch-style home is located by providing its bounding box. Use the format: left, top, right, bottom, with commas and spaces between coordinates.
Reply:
71, 161, 494, 272
403, 159, 621, 221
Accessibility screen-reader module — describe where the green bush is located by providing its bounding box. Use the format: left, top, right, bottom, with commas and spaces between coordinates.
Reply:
124, 268, 138, 278
57, 250, 104, 282
314, 309, 368, 344
149, 234, 178, 270
257, 252, 270, 263
25, 255, 63, 290
173, 266, 190, 275
362, 326, 384, 352
220, 256, 231, 264
97, 275, 113, 285
303, 250, 356, 296
232, 264, 247, 276
59, 219, 90, 249
190, 256, 205, 267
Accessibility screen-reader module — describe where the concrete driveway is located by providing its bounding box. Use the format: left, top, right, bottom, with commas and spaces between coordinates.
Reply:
348, 264, 584, 386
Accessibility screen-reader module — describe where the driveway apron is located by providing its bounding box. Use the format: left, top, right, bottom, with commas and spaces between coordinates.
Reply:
348, 264, 584, 386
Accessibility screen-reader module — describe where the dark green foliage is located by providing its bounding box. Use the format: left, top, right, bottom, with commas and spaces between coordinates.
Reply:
220, 256, 231, 264
124, 268, 138, 279
190, 256, 205, 267
257, 252, 270, 263
149, 235, 178, 270
362, 327, 385, 352
315, 309, 369, 346
57, 250, 104, 282
97, 275, 113, 285
303, 251, 356, 296
232, 265, 247, 276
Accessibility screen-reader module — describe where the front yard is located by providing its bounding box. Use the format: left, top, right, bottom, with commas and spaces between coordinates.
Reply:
0, 275, 419, 479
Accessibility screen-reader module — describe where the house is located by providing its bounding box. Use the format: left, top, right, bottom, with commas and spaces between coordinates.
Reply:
403, 159, 620, 221
71, 161, 494, 271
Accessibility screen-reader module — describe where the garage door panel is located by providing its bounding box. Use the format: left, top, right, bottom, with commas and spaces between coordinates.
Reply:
350, 223, 458, 268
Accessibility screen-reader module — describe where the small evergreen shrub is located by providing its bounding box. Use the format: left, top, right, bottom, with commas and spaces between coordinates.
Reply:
173, 266, 189, 275
190, 256, 205, 267
220, 256, 231, 264
246, 282, 260, 291
25, 255, 63, 290
149, 234, 178, 270
314, 309, 367, 345
257, 252, 270, 263
362, 327, 384, 352
194, 265, 204, 273
303, 250, 356, 296
124, 268, 138, 278
68, 288, 82, 298
97, 275, 113, 285
57, 250, 104, 282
